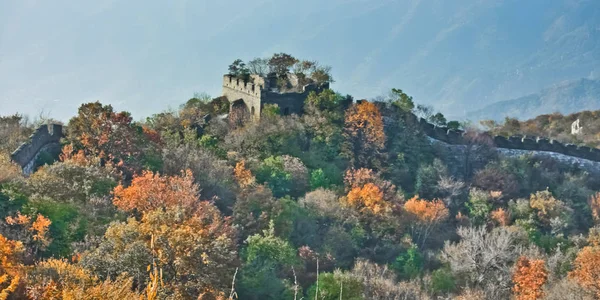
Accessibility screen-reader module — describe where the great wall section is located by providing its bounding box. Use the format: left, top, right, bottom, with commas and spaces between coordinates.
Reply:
222, 74, 329, 120
8, 107, 600, 176
412, 115, 600, 176
11, 123, 63, 175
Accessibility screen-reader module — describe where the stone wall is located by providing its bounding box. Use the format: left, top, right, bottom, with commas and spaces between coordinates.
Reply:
222, 75, 263, 119
222, 74, 329, 119
430, 137, 600, 178
262, 82, 328, 116
415, 116, 600, 162
11, 123, 64, 175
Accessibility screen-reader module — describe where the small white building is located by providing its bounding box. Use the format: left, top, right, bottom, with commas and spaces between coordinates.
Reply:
571, 119, 583, 135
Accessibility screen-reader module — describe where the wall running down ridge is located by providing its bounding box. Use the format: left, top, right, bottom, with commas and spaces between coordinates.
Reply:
11, 124, 64, 175
416, 117, 600, 163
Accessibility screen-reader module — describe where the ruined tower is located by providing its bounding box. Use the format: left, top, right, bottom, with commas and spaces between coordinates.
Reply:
221, 73, 329, 121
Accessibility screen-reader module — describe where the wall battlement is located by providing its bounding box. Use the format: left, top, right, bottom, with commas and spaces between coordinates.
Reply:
222, 75, 263, 97
11, 123, 64, 174
415, 116, 600, 162
222, 74, 329, 120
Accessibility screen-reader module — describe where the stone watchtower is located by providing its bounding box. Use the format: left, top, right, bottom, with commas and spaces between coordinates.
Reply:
222, 73, 329, 121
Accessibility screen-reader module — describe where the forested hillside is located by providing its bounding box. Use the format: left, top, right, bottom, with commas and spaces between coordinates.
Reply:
2, 86, 600, 299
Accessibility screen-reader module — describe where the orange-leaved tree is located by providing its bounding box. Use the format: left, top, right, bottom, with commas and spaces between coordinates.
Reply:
343, 168, 398, 201
403, 196, 449, 247
0, 234, 24, 300
342, 101, 385, 170
491, 208, 511, 227
68, 102, 139, 158
512, 256, 548, 300
5, 212, 52, 258
570, 245, 600, 297
113, 170, 198, 213
345, 183, 389, 214
234, 160, 255, 189
67, 101, 159, 174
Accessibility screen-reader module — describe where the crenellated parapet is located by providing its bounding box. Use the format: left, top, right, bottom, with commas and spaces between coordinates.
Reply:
414, 116, 600, 162
222, 75, 263, 97
222, 73, 330, 120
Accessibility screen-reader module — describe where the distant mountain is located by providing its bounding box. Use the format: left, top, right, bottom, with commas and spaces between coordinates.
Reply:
467, 78, 600, 122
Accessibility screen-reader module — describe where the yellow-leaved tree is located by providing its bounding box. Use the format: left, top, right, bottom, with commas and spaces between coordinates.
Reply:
342, 101, 385, 170
403, 196, 449, 247
0, 234, 24, 300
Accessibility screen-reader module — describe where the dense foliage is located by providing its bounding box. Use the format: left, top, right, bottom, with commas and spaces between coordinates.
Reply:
2, 59, 600, 299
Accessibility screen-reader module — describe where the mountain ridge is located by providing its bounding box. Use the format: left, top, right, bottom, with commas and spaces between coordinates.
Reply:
466, 78, 600, 121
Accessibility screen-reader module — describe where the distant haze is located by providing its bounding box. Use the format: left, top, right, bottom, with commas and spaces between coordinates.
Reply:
468, 78, 600, 122
1, 0, 599, 121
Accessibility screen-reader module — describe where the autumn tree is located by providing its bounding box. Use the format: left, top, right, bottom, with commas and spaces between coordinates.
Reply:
234, 160, 256, 189
0, 234, 24, 299
5, 212, 52, 258
341, 168, 399, 216
512, 256, 548, 300
81, 203, 238, 299
529, 190, 572, 233
403, 196, 449, 247
345, 183, 388, 214
26, 259, 144, 299
113, 170, 198, 213
67, 102, 160, 174
570, 246, 600, 297
491, 208, 511, 226
342, 101, 386, 170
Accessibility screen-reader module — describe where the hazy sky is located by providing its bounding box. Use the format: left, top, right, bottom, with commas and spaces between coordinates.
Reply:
1, 0, 598, 121
1, 0, 403, 121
